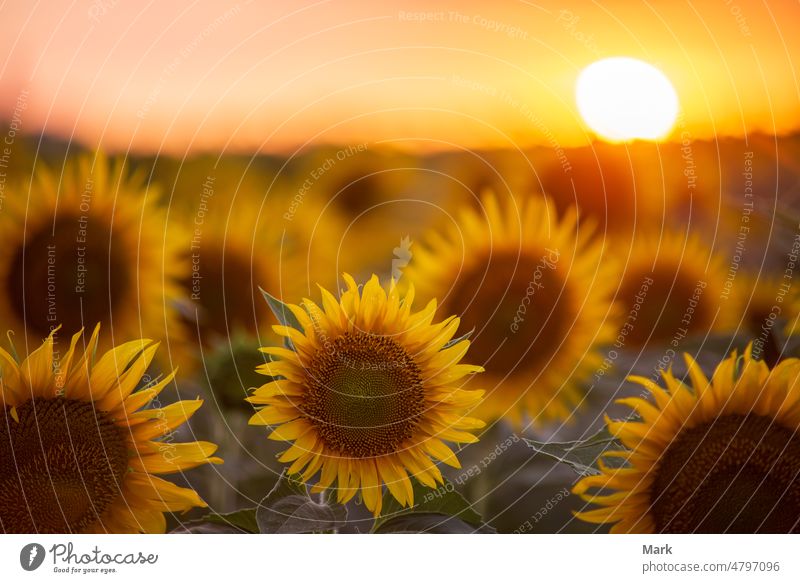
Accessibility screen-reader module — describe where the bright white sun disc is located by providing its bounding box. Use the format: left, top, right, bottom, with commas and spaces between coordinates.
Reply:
576, 57, 679, 142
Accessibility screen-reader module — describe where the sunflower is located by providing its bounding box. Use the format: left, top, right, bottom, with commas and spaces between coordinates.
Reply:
286, 147, 434, 277
612, 230, 733, 348
173, 185, 334, 347
404, 193, 617, 425
288, 147, 419, 221
729, 273, 800, 346
0, 326, 222, 533
247, 274, 484, 515
0, 155, 186, 357
423, 150, 526, 211
574, 346, 800, 533
539, 143, 646, 236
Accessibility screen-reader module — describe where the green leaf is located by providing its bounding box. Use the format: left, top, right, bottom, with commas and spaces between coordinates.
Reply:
201, 508, 259, 533
172, 508, 259, 534
256, 470, 347, 534
523, 426, 628, 476
733, 353, 746, 381
372, 478, 485, 533
443, 327, 474, 350
5, 330, 20, 362
374, 513, 480, 534
171, 521, 248, 534
259, 287, 303, 332
257, 495, 348, 534
203, 331, 269, 412
261, 469, 307, 503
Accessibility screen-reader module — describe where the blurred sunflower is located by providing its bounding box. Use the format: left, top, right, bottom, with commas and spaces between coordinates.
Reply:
286, 147, 432, 277
423, 150, 527, 211
612, 230, 733, 348
0, 155, 186, 356
730, 273, 800, 345
661, 180, 725, 238
174, 189, 331, 347
539, 144, 643, 236
405, 193, 617, 425
176, 193, 304, 345
289, 147, 418, 220
247, 274, 484, 515
574, 347, 800, 533
0, 327, 222, 533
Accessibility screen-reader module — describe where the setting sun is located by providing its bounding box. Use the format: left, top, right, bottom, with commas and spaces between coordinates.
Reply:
576, 57, 680, 142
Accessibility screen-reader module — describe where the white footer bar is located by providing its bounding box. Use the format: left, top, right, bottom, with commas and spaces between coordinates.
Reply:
1, 534, 796, 582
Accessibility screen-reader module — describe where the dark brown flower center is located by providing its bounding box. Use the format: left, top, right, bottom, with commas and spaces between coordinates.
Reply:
301, 332, 424, 458
617, 264, 713, 346
0, 397, 128, 533
6, 215, 129, 338
333, 172, 383, 217
441, 250, 567, 379
650, 414, 800, 533
184, 245, 268, 341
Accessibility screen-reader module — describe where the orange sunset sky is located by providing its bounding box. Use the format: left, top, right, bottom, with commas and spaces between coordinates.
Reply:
1, 0, 798, 154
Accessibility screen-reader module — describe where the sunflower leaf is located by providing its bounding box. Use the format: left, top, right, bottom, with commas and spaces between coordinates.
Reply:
201, 508, 259, 533
372, 478, 489, 533
374, 513, 485, 534
257, 495, 348, 534
5, 330, 20, 362
173, 508, 259, 534
442, 327, 474, 350
262, 469, 307, 503
256, 470, 347, 533
523, 426, 628, 476
171, 522, 248, 534
260, 288, 303, 332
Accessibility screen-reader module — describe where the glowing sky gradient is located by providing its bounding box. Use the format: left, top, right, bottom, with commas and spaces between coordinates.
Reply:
1, 0, 798, 154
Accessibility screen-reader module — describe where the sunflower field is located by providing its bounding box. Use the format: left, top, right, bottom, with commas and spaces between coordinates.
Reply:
1, 130, 799, 535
